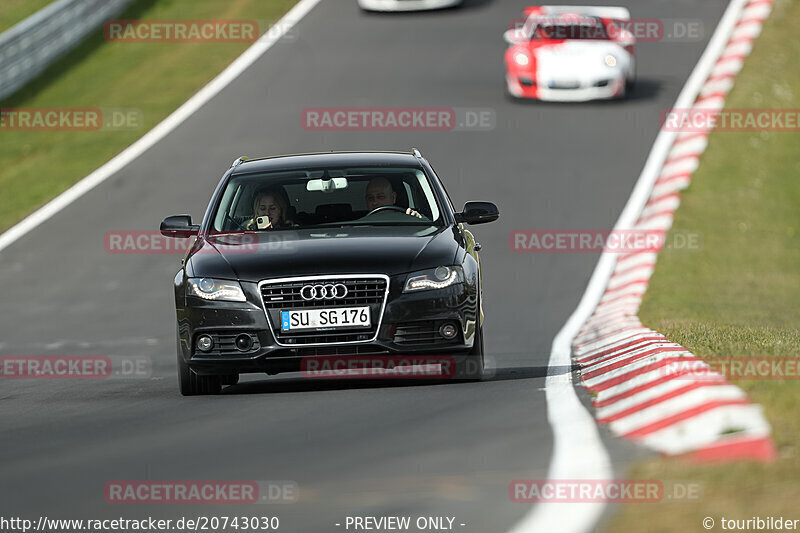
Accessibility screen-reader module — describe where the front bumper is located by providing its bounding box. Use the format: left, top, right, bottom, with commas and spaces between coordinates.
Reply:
176, 276, 478, 376
505, 72, 626, 102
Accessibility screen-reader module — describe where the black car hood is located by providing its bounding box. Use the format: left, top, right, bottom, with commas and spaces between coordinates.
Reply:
188, 225, 460, 281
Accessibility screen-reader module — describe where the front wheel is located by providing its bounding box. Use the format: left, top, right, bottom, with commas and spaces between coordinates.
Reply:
624, 77, 635, 98
177, 341, 221, 396
455, 325, 485, 381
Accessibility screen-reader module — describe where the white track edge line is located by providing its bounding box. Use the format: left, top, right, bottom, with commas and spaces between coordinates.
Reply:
0, 0, 323, 255
507, 1, 751, 531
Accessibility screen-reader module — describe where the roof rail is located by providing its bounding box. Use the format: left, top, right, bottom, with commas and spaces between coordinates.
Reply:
231, 156, 248, 168
411, 148, 422, 159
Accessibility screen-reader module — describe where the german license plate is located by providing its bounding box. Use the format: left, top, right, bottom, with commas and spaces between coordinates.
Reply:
281, 307, 371, 331
549, 80, 580, 89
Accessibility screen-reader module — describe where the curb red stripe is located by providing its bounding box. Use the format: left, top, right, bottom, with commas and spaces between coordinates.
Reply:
664, 153, 700, 167
612, 261, 656, 279
574, 332, 661, 361
597, 381, 729, 424
576, 336, 665, 364
622, 399, 750, 439
685, 435, 776, 462
735, 16, 769, 26
574, 324, 648, 350
695, 91, 730, 104
637, 209, 677, 225
655, 172, 692, 185
580, 338, 670, 367
644, 191, 681, 207
593, 367, 726, 408
587, 357, 688, 392
581, 346, 687, 380
602, 278, 649, 295
581, 341, 679, 370
673, 131, 709, 145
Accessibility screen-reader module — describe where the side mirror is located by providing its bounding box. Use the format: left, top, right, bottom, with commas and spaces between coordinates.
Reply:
615, 27, 635, 47
504, 28, 526, 44
160, 215, 199, 238
456, 202, 500, 225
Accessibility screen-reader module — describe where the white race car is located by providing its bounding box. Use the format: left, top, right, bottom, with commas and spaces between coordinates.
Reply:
504, 5, 636, 101
358, 0, 461, 12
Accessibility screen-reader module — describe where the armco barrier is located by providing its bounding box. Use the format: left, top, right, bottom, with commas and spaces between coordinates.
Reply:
0, 0, 131, 102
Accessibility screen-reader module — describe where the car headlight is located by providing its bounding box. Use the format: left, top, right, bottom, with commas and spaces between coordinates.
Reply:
188, 278, 246, 302
514, 52, 530, 66
604, 54, 618, 67
403, 266, 464, 293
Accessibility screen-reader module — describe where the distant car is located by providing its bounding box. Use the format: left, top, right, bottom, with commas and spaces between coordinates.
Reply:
358, 0, 462, 12
504, 5, 636, 101
161, 150, 499, 395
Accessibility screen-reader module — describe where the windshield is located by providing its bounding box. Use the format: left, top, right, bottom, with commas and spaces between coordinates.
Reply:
531, 18, 609, 40
211, 166, 444, 232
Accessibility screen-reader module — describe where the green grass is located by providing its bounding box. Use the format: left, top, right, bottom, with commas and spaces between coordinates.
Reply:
0, 0, 55, 33
604, 0, 800, 531
0, 0, 297, 232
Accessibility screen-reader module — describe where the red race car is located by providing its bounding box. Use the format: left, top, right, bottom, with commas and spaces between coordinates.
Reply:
504, 5, 636, 101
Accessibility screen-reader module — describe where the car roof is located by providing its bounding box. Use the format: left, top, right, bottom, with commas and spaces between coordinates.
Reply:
231, 151, 424, 175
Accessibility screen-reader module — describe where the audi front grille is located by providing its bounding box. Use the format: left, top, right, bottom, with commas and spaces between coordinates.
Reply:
258, 275, 389, 346
261, 277, 387, 309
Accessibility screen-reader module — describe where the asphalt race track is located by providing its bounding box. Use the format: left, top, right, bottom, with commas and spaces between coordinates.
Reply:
0, 0, 730, 531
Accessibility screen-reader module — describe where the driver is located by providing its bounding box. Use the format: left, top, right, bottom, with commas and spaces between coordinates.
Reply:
364, 177, 422, 218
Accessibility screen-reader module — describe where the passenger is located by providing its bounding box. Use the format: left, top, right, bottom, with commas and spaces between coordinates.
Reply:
365, 177, 422, 218
246, 186, 294, 230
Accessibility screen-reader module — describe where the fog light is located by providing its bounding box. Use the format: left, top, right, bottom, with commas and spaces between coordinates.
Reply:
439, 323, 458, 339
197, 335, 214, 352
235, 334, 253, 352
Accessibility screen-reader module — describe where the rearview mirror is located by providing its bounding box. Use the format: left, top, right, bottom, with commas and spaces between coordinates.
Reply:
456, 202, 500, 225
307, 177, 348, 193
160, 215, 199, 238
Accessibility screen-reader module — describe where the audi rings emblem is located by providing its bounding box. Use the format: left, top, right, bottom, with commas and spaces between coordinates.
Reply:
300, 283, 348, 301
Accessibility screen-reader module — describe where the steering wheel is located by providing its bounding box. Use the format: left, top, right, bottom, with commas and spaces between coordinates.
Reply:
365, 205, 407, 216
225, 213, 246, 231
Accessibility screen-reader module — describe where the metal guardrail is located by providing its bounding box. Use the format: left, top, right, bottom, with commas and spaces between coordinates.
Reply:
0, 0, 132, 102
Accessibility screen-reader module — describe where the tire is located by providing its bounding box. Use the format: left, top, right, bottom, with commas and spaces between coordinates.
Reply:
624, 78, 634, 98
624, 68, 636, 98
177, 339, 221, 396
456, 324, 485, 381
221, 374, 239, 386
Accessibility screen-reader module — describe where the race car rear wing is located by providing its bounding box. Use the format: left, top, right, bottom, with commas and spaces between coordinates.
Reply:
523, 5, 631, 21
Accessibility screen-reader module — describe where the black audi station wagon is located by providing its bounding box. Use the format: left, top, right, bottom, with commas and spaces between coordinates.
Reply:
161, 150, 499, 395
